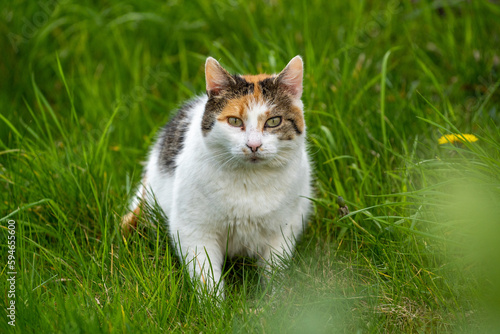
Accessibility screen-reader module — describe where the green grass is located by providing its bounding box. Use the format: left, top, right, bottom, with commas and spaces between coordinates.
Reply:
2, 0, 500, 332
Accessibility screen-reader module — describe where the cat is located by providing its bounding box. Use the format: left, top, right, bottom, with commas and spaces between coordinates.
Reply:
121, 55, 312, 297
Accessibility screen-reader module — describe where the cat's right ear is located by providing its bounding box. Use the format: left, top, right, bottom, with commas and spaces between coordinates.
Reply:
205, 57, 235, 97
275, 55, 303, 99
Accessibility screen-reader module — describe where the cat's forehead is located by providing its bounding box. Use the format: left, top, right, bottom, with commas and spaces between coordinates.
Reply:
224, 74, 286, 110
216, 75, 281, 120
225, 73, 278, 100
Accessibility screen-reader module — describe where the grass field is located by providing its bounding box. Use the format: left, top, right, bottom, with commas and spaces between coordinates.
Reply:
2, 0, 500, 332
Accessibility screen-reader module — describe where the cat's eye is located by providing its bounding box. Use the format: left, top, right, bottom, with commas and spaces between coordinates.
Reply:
228, 117, 243, 127
265, 116, 282, 128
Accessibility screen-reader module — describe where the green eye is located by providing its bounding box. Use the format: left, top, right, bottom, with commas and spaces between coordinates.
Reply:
265, 116, 282, 128
228, 117, 243, 127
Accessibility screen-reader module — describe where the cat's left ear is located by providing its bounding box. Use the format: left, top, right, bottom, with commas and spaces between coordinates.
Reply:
276, 56, 303, 99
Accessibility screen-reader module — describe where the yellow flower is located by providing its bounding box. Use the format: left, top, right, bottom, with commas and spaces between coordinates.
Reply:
438, 134, 478, 145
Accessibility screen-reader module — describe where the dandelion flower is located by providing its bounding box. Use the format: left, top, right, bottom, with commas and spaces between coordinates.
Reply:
438, 133, 478, 145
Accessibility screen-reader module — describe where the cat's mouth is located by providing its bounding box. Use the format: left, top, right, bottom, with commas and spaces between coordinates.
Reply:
240, 147, 268, 164
246, 153, 265, 164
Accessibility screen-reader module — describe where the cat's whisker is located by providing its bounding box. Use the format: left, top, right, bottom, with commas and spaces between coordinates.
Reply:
214, 155, 239, 173
204, 152, 235, 168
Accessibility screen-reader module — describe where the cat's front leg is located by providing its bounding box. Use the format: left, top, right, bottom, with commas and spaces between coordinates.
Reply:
171, 229, 225, 298
257, 229, 298, 293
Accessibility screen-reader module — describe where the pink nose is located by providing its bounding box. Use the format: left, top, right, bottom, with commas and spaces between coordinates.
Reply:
246, 141, 262, 153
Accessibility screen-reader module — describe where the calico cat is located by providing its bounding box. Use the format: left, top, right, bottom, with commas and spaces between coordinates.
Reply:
122, 56, 312, 296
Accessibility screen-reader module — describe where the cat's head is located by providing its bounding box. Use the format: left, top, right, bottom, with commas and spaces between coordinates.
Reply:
202, 56, 305, 169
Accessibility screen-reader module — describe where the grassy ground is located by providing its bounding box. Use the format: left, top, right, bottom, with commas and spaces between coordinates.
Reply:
2, 0, 500, 332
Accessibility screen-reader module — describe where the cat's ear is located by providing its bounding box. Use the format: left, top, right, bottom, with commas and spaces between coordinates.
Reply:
205, 57, 235, 96
275, 56, 303, 99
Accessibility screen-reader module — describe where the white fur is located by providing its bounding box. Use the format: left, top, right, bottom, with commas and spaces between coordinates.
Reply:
133, 94, 311, 296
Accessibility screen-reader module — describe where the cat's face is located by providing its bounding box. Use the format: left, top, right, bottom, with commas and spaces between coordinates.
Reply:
202, 56, 305, 169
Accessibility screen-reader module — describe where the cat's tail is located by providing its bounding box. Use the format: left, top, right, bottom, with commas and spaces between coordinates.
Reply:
121, 175, 148, 236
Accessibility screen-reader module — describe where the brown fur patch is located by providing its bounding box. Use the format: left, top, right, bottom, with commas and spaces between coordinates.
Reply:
159, 99, 195, 172
259, 77, 305, 138
258, 104, 304, 140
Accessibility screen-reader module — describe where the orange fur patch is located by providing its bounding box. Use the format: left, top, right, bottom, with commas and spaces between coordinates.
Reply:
121, 206, 140, 236
121, 176, 147, 236
289, 105, 305, 133
241, 74, 272, 83
242, 74, 273, 98
216, 94, 259, 125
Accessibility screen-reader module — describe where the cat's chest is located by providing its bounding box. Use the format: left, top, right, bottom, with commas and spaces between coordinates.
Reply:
203, 171, 291, 219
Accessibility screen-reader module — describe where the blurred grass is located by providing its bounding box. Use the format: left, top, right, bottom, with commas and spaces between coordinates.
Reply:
1, 0, 500, 332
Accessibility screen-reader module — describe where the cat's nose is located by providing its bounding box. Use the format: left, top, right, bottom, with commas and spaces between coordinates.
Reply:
246, 141, 262, 153
246, 131, 262, 153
